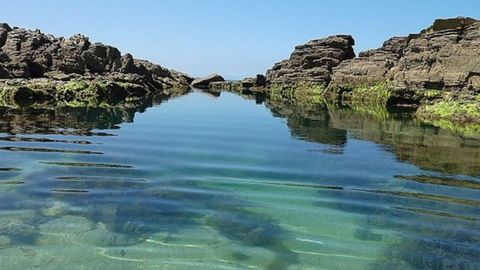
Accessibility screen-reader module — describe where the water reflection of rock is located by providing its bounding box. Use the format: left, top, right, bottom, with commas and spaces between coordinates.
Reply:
264, 96, 480, 176
265, 98, 347, 147
0, 94, 174, 136
263, 96, 480, 269
330, 110, 480, 176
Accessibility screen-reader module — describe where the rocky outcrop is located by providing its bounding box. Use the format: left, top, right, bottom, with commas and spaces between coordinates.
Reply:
261, 17, 480, 124
266, 35, 355, 87
0, 23, 192, 107
191, 73, 224, 89
329, 17, 480, 101
325, 17, 480, 124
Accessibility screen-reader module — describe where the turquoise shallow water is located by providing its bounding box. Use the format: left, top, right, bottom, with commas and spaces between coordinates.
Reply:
0, 90, 479, 270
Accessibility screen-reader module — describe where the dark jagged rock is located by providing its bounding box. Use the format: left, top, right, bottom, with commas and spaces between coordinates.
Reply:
0, 23, 192, 107
265, 35, 355, 87
191, 73, 224, 89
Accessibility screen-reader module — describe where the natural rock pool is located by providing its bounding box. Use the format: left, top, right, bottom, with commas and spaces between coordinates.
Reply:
0, 90, 479, 270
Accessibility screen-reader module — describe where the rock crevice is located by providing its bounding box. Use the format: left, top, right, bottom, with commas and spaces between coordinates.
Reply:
266, 35, 355, 87
0, 23, 193, 103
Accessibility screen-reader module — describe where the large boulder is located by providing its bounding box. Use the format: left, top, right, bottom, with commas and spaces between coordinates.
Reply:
266, 35, 355, 87
191, 73, 224, 89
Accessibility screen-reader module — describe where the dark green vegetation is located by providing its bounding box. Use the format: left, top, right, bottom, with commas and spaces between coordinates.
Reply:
266, 82, 480, 135
0, 79, 190, 108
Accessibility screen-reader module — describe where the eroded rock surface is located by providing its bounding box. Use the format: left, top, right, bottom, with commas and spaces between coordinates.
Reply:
266, 35, 355, 87
261, 17, 480, 124
330, 17, 480, 95
0, 23, 192, 106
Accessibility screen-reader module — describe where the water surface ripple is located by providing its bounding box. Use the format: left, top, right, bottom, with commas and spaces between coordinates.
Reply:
0, 91, 479, 270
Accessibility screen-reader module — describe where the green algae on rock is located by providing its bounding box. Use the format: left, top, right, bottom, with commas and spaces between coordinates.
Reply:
0, 78, 190, 108
0, 23, 192, 107
417, 100, 480, 123
255, 17, 480, 129
270, 83, 325, 108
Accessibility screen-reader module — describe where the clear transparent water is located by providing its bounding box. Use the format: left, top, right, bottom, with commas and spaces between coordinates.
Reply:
0, 90, 479, 270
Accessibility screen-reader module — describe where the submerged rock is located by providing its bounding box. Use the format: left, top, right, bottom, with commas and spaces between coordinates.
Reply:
0, 219, 36, 243
81, 222, 139, 247
39, 215, 92, 234
191, 73, 224, 89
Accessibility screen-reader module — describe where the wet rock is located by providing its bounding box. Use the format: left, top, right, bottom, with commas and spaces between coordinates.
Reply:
191, 73, 224, 89
266, 35, 355, 87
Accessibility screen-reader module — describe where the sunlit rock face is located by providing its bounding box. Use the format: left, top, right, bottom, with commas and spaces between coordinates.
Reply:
330, 17, 480, 94
0, 23, 193, 107
266, 35, 355, 86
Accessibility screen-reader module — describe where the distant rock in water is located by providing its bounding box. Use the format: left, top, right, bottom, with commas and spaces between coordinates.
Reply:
0, 23, 193, 107
266, 35, 355, 87
191, 73, 224, 89
209, 74, 267, 92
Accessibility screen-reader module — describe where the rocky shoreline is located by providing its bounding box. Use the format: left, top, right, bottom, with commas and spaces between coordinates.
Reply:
1, 17, 480, 128
0, 23, 193, 107
206, 17, 480, 126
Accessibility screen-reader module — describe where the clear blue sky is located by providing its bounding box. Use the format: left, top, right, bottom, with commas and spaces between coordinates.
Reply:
2, 0, 479, 79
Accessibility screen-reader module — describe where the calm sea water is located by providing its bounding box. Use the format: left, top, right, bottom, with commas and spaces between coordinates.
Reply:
0, 90, 479, 270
